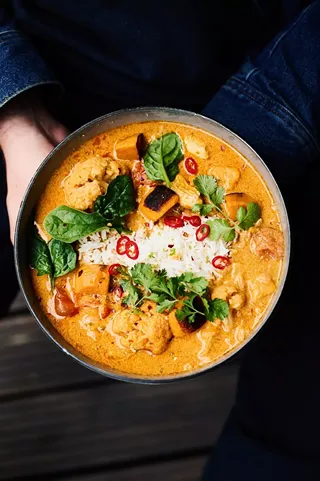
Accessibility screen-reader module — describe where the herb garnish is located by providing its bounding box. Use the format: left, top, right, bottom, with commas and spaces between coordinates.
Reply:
118, 263, 229, 324
192, 175, 261, 241
144, 133, 184, 186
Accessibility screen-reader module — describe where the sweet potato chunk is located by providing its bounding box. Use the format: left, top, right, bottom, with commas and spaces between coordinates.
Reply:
224, 193, 254, 220
114, 134, 139, 160
140, 185, 179, 221
73, 265, 110, 308
169, 309, 206, 337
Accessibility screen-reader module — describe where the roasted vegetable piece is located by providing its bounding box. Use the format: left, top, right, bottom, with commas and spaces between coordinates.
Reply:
114, 134, 139, 160
169, 308, 206, 337
140, 185, 179, 221
250, 227, 284, 260
73, 265, 110, 307
54, 287, 79, 317
171, 174, 202, 209
224, 193, 254, 220
208, 166, 240, 191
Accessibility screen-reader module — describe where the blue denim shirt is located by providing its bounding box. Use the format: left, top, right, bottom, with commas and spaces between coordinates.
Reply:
0, 1, 311, 125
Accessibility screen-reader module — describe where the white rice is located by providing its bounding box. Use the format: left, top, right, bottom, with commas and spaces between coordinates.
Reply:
78, 217, 230, 279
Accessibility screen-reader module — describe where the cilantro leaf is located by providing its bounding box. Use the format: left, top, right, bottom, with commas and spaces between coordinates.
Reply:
120, 280, 142, 307
191, 204, 202, 213
130, 263, 158, 291
192, 204, 214, 216
207, 219, 236, 242
205, 298, 229, 322
157, 298, 177, 313
193, 175, 225, 207
214, 186, 225, 205
237, 202, 261, 230
177, 272, 208, 296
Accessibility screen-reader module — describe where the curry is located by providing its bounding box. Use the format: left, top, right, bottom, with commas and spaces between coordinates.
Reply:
30, 121, 284, 376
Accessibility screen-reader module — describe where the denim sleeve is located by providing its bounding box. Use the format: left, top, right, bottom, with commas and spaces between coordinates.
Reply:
0, 9, 61, 108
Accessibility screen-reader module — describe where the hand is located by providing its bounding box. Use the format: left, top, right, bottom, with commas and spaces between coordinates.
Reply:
0, 92, 68, 242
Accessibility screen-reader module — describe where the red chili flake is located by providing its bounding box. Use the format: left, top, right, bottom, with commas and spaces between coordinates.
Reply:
220, 145, 226, 151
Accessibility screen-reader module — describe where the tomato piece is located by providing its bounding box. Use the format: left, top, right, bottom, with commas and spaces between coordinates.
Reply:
184, 157, 198, 175
183, 215, 201, 227
116, 236, 130, 255
212, 255, 231, 270
54, 287, 79, 317
126, 240, 139, 260
112, 286, 123, 299
108, 263, 122, 276
196, 224, 210, 241
164, 216, 184, 228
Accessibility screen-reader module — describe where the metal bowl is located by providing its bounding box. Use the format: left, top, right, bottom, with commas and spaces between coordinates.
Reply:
14, 107, 290, 384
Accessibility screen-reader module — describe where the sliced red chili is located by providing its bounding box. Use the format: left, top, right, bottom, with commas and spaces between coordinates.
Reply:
164, 216, 184, 228
112, 286, 123, 299
108, 263, 122, 276
184, 157, 198, 175
116, 236, 130, 255
212, 255, 231, 270
183, 215, 201, 227
196, 224, 210, 241
126, 240, 139, 260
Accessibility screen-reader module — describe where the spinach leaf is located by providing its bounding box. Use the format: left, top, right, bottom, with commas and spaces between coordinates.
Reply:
94, 175, 136, 219
30, 233, 53, 277
48, 239, 77, 278
144, 133, 183, 186
44, 205, 107, 243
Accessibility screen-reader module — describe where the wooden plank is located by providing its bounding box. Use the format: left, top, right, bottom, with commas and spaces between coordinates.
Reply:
0, 314, 102, 397
60, 456, 207, 481
0, 365, 237, 479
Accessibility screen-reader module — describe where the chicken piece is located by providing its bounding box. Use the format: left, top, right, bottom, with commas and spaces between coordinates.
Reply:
211, 283, 246, 310
131, 160, 157, 190
184, 135, 209, 159
169, 308, 205, 337
170, 174, 202, 209
72, 265, 110, 312
224, 192, 254, 221
113, 303, 172, 354
250, 227, 284, 260
63, 156, 127, 210
248, 272, 276, 302
140, 185, 179, 221
114, 134, 139, 160
208, 166, 240, 191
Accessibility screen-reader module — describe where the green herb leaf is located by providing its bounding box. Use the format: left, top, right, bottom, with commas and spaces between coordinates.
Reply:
48, 239, 77, 278
30, 233, 53, 277
156, 298, 177, 313
120, 279, 142, 307
130, 263, 158, 291
205, 298, 230, 322
144, 133, 183, 186
207, 219, 236, 242
94, 175, 136, 219
191, 204, 214, 216
237, 202, 261, 230
177, 272, 208, 296
44, 205, 107, 243
193, 174, 225, 207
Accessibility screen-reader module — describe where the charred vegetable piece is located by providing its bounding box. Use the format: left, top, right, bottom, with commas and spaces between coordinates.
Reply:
114, 134, 140, 160
140, 185, 179, 221
169, 307, 206, 337
224, 193, 254, 221
73, 265, 110, 308
54, 287, 79, 317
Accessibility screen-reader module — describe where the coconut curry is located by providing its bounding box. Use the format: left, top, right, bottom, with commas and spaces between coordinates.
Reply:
31, 121, 284, 376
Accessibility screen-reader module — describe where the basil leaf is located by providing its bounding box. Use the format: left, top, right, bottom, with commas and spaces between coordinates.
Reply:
238, 202, 261, 230
207, 219, 236, 242
144, 133, 183, 186
30, 233, 53, 277
94, 175, 136, 219
48, 239, 77, 278
44, 205, 107, 243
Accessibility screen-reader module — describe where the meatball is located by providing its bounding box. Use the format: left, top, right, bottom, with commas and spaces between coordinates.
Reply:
112, 303, 172, 355
250, 227, 284, 260
63, 156, 127, 210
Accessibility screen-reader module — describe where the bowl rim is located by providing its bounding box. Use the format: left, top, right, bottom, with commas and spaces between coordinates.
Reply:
14, 106, 291, 384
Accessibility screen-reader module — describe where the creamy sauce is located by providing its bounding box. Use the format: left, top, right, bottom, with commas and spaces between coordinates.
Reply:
32, 121, 283, 376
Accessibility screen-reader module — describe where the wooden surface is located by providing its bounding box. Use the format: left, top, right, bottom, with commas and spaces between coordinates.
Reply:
0, 293, 239, 481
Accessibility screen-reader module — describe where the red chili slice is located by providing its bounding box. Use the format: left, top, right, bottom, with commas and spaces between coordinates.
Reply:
212, 256, 231, 270
164, 216, 184, 228
183, 215, 201, 227
108, 263, 122, 276
196, 224, 210, 241
112, 286, 123, 299
126, 240, 139, 260
184, 157, 198, 175
116, 236, 130, 255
